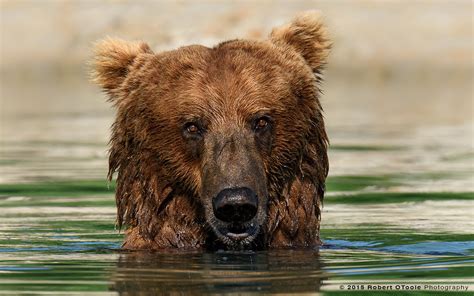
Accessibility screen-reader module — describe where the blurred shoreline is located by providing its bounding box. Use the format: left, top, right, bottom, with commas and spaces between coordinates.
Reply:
1, 1, 472, 73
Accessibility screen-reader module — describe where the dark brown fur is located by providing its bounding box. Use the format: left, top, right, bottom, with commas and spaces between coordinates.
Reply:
92, 12, 331, 250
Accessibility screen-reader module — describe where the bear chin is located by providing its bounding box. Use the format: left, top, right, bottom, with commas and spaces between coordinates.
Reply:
207, 226, 265, 251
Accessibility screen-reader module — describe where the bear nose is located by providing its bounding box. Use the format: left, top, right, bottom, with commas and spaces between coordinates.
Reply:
213, 187, 258, 224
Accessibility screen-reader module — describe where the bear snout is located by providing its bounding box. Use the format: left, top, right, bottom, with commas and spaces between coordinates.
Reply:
212, 187, 260, 244
212, 187, 258, 224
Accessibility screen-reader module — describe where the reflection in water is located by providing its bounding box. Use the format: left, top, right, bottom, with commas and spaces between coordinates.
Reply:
110, 250, 325, 294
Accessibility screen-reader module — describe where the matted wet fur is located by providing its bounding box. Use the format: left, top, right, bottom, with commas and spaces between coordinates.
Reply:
92, 11, 331, 250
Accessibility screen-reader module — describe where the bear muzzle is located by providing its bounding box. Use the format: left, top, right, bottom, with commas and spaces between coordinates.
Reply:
201, 130, 268, 247
212, 187, 259, 241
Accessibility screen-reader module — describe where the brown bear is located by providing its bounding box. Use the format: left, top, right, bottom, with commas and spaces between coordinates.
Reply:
92, 11, 331, 250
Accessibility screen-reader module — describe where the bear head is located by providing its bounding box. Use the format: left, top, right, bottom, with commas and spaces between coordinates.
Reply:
92, 11, 331, 250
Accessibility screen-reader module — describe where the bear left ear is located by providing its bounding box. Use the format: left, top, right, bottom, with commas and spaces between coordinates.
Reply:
270, 11, 331, 75
91, 37, 153, 102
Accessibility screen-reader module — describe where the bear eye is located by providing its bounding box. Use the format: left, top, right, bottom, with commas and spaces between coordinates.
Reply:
254, 116, 271, 131
186, 124, 199, 134
183, 122, 203, 139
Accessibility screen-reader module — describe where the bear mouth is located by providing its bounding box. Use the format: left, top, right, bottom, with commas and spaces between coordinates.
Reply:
215, 223, 260, 245
225, 223, 258, 240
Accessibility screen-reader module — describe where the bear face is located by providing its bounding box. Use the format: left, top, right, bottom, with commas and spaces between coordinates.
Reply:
92, 11, 331, 250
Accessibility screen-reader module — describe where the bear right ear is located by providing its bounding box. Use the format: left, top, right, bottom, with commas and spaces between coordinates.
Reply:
270, 11, 331, 76
91, 37, 153, 102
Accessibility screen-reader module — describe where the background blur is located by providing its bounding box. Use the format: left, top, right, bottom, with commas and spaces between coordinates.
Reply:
0, 0, 472, 186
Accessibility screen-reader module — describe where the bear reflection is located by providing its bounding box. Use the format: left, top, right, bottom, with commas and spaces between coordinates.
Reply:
110, 250, 324, 294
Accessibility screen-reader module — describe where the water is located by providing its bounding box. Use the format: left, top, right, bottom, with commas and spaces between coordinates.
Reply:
0, 187, 472, 294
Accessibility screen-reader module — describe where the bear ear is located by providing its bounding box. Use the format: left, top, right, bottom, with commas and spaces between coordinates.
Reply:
270, 11, 331, 75
91, 37, 153, 101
